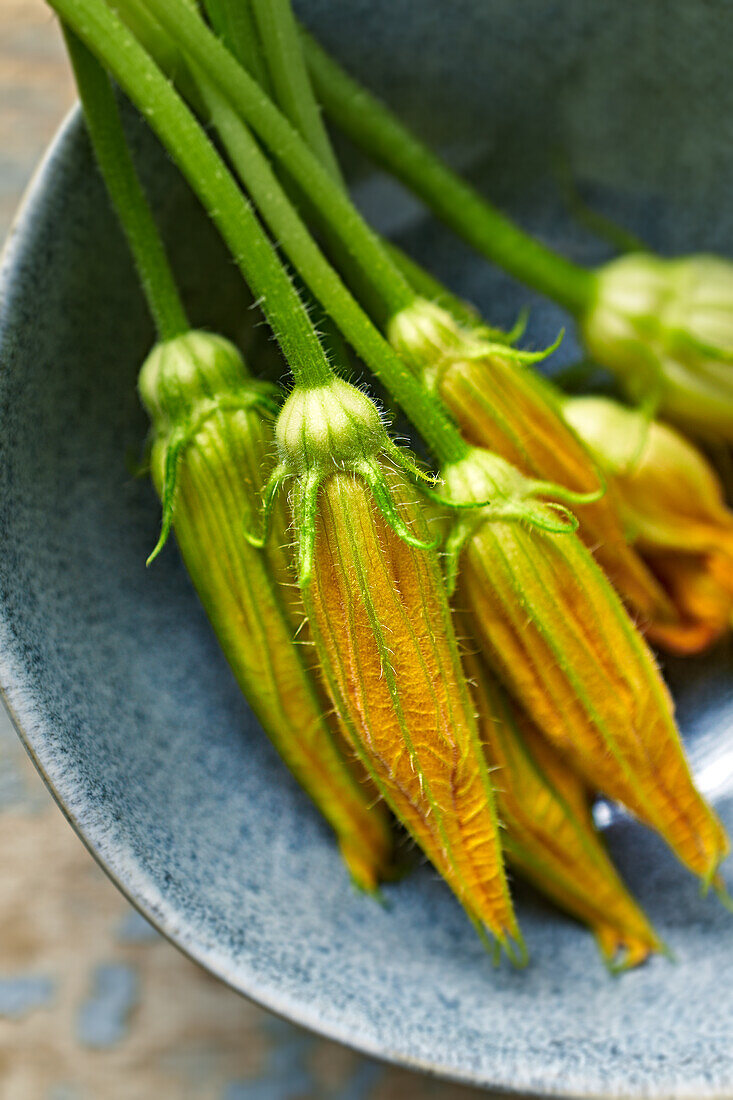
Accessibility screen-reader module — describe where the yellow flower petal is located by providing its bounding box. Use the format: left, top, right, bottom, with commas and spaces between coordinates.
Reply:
463, 643, 662, 969
444, 448, 729, 884
140, 334, 394, 891
303, 467, 520, 950
565, 396, 733, 652
390, 300, 672, 622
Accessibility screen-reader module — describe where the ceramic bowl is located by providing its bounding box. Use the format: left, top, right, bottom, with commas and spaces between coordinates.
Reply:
1, 2, 732, 1095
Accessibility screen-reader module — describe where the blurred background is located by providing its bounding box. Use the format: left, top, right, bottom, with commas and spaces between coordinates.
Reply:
0, 4, 487, 1097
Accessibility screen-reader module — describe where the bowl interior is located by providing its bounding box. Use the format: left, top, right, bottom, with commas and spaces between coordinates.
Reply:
1, 3, 733, 1096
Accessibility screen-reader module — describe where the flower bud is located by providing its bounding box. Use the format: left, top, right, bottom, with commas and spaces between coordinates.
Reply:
563, 396, 733, 653
582, 253, 733, 439
139, 333, 393, 890
462, 644, 662, 970
276, 375, 385, 470
272, 377, 521, 957
139, 330, 248, 423
389, 298, 673, 623
442, 446, 729, 887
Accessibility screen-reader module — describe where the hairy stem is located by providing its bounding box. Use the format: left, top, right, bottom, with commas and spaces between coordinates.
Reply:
303, 30, 596, 316
201, 81, 468, 464
63, 26, 188, 340
51, 0, 333, 388
126, 0, 417, 319
247, 0, 342, 183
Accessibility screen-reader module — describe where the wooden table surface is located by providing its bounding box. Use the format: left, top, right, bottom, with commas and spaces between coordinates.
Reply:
0, 5, 486, 1097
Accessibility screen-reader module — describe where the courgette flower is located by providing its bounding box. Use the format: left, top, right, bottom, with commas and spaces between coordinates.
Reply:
462, 643, 663, 971
564, 396, 733, 654
441, 446, 729, 889
582, 254, 733, 439
389, 299, 673, 623
260, 375, 522, 958
138, 332, 394, 891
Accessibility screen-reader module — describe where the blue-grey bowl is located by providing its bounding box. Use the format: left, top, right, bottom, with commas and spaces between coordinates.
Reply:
1, 3, 733, 1096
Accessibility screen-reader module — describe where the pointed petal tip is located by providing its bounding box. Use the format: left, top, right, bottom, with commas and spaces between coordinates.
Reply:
597, 927, 667, 973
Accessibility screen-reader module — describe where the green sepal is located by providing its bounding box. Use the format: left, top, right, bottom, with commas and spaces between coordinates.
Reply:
265, 376, 445, 587
146, 424, 188, 566
524, 478, 604, 507
669, 327, 733, 364
422, 471, 602, 517
146, 383, 281, 565
244, 462, 290, 550
439, 448, 587, 593
295, 467, 322, 589
468, 306, 529, 348
390, 297, 562, 382
254, 453, 441, 590
500, 499, 579, 535
420, 484, 495, 511
381, 437, 439, 487
457, 327, 564, 369
358, 460, 440, 553
441, 496, 580, 596
442, 521, 473, 595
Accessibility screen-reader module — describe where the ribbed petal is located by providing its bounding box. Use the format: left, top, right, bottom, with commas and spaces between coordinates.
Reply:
463, 646, 661, 969
461, 518, 728, 882
150, 408, 393, 891
564, 396, 733, 652
437, 355, 672, 622
643, 552, 733, 655
302, 468, 519, 948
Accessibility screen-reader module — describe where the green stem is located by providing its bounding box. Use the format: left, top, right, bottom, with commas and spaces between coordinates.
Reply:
51, 0, 332, 389
126, 0, 416, 320
384, 244, 481, 329
63, 26, 188, 340
241, 0, 477, 331
161, 0, 467, 462
201, 82, 467, 464
213, 0, 354, 376
303, 31, 596, 317
235, 0, 391, 330
247, 0, 342, 184
200, 0, 272, 93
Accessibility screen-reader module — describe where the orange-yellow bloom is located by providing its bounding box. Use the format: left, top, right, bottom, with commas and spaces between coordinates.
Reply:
389, 300, 673, 623
462, 644, 662, 970
139, 333, 394, 891
641, 553, 733, 655
269, 376, 521, 955
564, 396, 733, 653
442, 446, 729, 887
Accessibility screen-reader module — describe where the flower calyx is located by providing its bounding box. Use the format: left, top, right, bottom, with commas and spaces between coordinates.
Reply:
582, 252, 733, 438
138, 330, 280, 564
248, 376, 440, 585
439, 447, 601, 593
388, 297, 562, 393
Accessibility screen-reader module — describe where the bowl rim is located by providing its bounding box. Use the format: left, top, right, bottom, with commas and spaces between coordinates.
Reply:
1, 107, 730, 1100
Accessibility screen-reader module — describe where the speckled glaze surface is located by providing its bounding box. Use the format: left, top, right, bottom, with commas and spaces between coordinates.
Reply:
1, 3, 732, 1096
